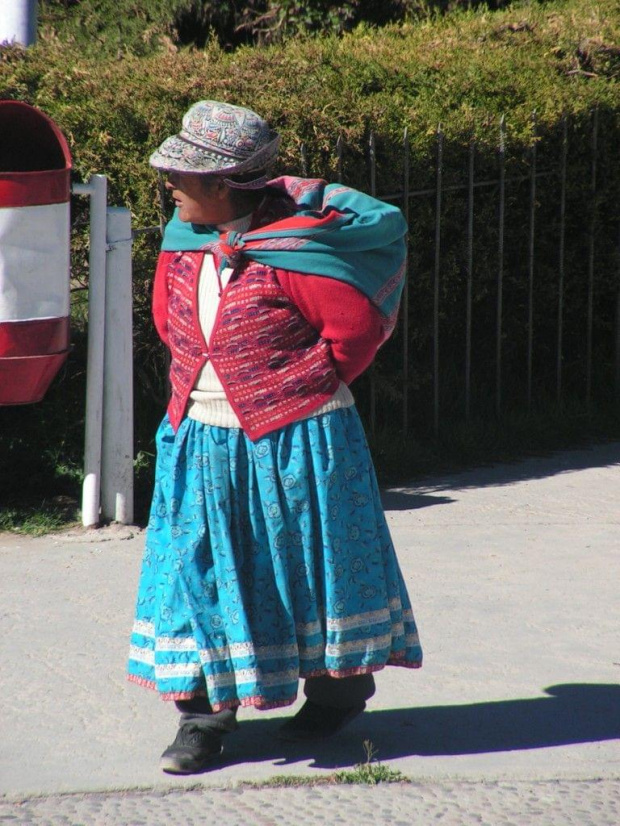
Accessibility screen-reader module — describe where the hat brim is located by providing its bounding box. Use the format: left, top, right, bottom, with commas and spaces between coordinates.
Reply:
149, 133, 280, 175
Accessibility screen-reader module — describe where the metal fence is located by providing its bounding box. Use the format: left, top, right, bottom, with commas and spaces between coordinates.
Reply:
135, 109, 620, 438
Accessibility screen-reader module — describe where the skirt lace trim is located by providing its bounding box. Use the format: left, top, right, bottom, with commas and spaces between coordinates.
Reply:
127, 657, 421, 712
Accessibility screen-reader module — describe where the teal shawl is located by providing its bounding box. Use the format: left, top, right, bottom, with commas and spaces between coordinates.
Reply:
161, 176, 408, 322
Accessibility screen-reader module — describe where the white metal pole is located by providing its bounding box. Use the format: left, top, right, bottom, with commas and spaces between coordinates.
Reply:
101, 207, 134, 524
77, 175, 108, 527
0, 0, 38, 47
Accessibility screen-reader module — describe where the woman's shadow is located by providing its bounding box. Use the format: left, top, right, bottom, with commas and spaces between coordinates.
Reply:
221, 683, 620, 770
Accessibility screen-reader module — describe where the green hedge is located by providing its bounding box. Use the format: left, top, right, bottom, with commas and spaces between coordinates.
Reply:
37, 1, 520, 53
1, 0, 619, 525
4, 1, 618, 200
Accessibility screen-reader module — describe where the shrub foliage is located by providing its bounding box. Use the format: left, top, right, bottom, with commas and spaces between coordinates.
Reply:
38, 1, 519, 51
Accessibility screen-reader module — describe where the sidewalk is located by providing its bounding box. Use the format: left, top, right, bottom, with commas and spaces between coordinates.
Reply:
1, 443, 619, 823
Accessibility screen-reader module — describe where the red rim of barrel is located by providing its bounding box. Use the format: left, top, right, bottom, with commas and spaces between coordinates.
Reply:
0, 100, 72, 206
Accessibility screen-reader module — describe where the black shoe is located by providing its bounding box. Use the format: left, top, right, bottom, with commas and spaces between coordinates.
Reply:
159, 724, 223, 774
277, 699, 366, 742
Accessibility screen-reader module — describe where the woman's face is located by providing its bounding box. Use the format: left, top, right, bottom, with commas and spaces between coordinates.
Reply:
165, 172, 230, 224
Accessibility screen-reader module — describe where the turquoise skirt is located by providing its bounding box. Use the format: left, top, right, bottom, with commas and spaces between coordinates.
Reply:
127, 407, 422, 711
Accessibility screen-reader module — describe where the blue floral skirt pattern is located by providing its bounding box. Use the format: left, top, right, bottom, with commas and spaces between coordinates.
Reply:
127, 407, 422, 711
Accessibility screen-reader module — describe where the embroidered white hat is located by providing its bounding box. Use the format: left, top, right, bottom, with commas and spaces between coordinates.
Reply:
149, 100, 280, 188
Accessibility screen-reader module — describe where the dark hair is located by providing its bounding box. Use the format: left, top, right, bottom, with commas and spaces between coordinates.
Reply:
196, 171, 268, 218
224, 171, 269, 214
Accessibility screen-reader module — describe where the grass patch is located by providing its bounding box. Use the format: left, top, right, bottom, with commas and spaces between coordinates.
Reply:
244, 740, 407, 788
334, 740, 406, 785
0, 498, 80, 536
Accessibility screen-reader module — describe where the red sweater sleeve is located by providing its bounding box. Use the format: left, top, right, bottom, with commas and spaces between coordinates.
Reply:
152, 252, 174, 347
276, 269, 385, 384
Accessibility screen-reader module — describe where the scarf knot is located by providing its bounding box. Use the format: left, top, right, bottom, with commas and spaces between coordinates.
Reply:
218, 231, 246, 273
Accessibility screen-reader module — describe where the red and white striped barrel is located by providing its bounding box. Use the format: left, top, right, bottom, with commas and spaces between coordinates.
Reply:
0, 100, 72, 404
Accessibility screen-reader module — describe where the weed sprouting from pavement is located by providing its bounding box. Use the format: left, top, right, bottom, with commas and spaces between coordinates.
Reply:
244, 740, 407, 789
334, 740, 405, 786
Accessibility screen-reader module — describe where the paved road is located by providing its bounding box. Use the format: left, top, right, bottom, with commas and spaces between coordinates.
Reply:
0, 780, 618, 825
1, 442, 619, 823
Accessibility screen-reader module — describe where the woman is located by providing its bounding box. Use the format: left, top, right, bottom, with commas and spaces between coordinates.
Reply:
127, 100, 422, 774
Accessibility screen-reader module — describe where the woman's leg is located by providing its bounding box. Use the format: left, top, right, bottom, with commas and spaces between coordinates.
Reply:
304, 673, 376, 707
175, 696, 239, 733
278, 674, 375, 741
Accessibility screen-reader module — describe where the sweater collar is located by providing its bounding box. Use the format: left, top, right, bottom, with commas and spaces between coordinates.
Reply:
216, 212, 253, 234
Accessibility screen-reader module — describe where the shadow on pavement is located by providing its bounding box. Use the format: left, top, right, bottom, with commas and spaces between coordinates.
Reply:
381, 442, 620, 505
380, 490, 456, 511
220, 683, 620, 771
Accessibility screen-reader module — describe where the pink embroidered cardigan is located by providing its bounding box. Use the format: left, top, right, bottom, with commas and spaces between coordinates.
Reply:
152, 249, 385, 441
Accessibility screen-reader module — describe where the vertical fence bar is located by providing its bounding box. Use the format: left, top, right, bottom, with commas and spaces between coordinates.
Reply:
433, 125, 444, 436
300, 143, 309, 177
402, 127, 410, 434
616, 220, 620, 404
369, 131, 377, 196
157, 171, 167, 235
586, 108, 599, 410
369, 131, 377, 437
557, 115, 568, 404
496, 116, 506, 417
465, 139, 475, 420
527, 112, 537, 411
336, 135, 344, 182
